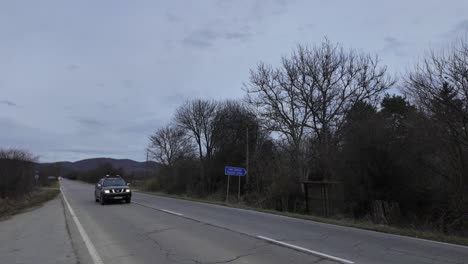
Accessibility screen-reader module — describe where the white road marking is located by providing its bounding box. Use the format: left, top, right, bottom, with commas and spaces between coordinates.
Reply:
132, 201, 183, 216
257, 236, 354, 264
61, 188, 104, 264
159, 208, 183, 216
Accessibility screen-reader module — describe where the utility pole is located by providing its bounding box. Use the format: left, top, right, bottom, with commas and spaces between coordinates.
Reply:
143, 149, 149, 186
246, 126, 250, 184
238, 173, 241, 201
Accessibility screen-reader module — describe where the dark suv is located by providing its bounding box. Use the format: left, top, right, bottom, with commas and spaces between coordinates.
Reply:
94, 176, 131, 205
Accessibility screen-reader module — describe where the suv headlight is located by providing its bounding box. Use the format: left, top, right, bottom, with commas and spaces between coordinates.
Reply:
125, 189, 131, 193
104, 190, 110, 194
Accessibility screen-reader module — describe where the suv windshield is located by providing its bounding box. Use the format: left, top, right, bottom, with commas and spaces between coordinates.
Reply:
103, 179, 126, 187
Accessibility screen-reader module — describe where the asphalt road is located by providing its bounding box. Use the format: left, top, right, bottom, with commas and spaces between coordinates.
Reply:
0, 196, 76, 264
59, 179, 468, 264
60, 179, 339, 264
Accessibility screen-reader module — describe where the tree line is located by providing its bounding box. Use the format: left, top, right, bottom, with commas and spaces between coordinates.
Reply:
64, 163, 125, 184
147, 39, 468, 236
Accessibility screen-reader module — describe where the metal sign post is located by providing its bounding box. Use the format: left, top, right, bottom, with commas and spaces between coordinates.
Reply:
224, 166, 247, 203
238, 174, 241, 201
226, 175, 230, 202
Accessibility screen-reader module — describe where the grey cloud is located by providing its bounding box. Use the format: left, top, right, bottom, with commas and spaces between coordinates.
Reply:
251, 0, 289, 18
217, 0, 289, 23
224, 31, 251, 41
384, 37, 404, 46
411, 18, 422, 25
453, 20, 468, 33
182, 28, 251, 48
122, 79, 133, 89
446, 19, 468, 38
0, 100, 17, 106
165, 12, 181, 23
297, 23, 315, 32
121, 118, 161, 135
98, 103, 116, 109
183, 29, 218, 48
221, 29, 252, 41
53, 147, 117, 155
182, 38, 213, 48
67, 64, 79, 71
0, 117, 62, 154
216, 0, 230, 7
166, 93, 187, 105
75, 117, 106, 128
381, 37, 407, 57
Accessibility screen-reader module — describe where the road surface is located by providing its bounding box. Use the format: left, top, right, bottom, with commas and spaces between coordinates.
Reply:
0, 196, 76, 264
60, 179, 341, 264
131, 191, 468, 264
7, 179, 465, 264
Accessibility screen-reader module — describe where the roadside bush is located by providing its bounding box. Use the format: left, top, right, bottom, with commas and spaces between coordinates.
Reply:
144, 176, 161, 191
0, 149, 37, 199
0, 188, 59, 217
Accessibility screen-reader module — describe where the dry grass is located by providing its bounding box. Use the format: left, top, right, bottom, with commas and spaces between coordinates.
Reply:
138, 190, 468, 247
0, 186, 60, 220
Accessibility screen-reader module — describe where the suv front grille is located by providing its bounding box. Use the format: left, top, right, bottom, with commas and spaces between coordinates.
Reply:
110, 189, 125, 193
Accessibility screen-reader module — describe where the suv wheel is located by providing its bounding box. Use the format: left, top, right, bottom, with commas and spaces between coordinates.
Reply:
125, 198, 131, 203
100, 196, 106, 205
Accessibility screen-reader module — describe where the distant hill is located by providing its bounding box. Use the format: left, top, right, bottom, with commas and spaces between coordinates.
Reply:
37, 158, 159, 175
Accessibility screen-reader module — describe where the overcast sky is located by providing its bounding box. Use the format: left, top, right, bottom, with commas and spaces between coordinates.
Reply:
1, 0, 467, 162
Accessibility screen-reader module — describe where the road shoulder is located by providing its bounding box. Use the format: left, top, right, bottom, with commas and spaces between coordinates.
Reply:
0, 195, 78, 264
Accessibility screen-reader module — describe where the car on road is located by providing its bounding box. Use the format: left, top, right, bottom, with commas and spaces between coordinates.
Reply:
94, 176, 131, 205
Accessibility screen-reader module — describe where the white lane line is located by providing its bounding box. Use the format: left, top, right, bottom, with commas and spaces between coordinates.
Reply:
61, 189, 104, 264
257, 236, 354, 264
132, 201, 183, 216
159, 208, 183, 216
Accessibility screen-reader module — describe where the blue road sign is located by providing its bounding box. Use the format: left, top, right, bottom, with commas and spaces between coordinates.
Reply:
225, 166, 247, 176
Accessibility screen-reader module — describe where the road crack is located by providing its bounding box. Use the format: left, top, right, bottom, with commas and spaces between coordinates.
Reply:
147, 227, 175, 235
209, 253, 254, 263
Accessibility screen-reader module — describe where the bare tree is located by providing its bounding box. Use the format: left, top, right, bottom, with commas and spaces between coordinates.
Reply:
247, 59, 313, 182
405, 38, 468, 146
295, 40, 394, 179
148, 125, 193, 167
175, 99, 218, 161
291, 40, 394, 148
247, 63, 311, 150
247, 39, 394, 180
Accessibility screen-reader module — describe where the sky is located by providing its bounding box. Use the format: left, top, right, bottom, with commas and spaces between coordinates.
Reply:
1, 0, 467, 162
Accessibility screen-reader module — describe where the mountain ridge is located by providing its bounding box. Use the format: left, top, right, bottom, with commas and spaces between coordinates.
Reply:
38, 157, 158, 174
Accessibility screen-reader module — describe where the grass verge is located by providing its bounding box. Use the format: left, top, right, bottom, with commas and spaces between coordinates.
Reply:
137, 190, 468, 247
0, 184, 60, 220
